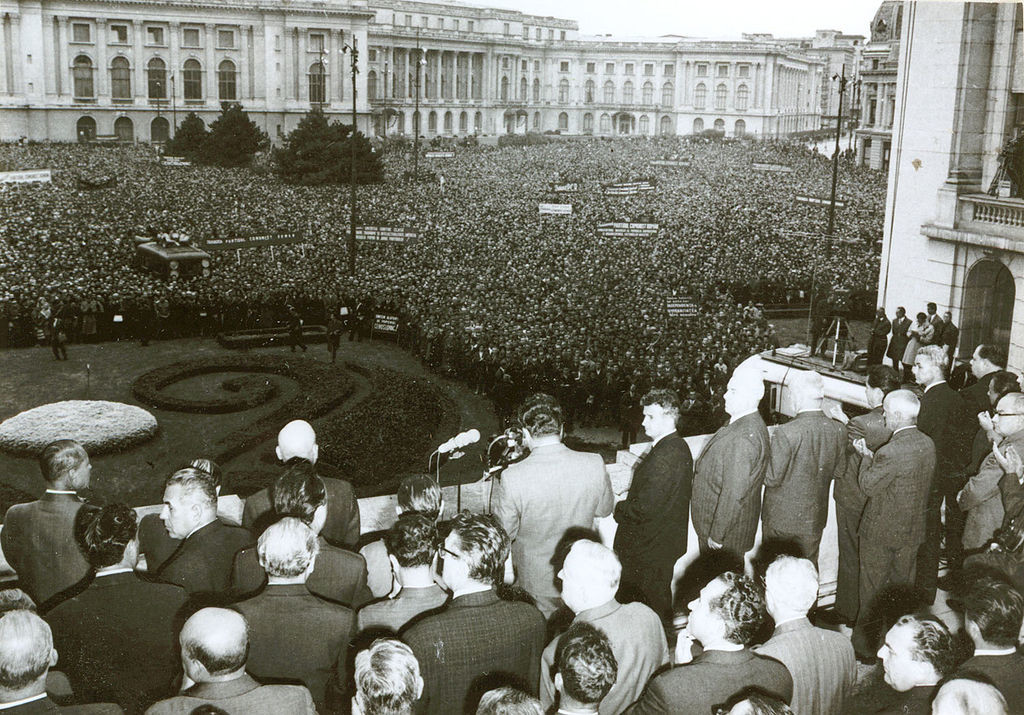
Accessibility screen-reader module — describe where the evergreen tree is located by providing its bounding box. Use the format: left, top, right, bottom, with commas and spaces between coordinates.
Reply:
202, 102, 269, 167
164, 112, 207, 160
274, 106, 383, 185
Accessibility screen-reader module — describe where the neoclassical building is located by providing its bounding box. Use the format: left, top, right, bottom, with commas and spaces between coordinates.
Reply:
1, 0, 826, 142
854, 1, 902, 171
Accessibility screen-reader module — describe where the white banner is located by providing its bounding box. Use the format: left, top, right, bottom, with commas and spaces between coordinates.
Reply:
539, 203, 573, 215
0, 169, 52, 184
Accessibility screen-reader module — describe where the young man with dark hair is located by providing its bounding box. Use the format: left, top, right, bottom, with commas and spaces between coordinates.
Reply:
955, 575, 1024, 706
554, 621, 618, 714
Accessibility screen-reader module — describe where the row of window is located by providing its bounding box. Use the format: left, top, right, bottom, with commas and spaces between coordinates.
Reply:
692, 117, 747, 136
71, 21, 242, 49
576, 61, 676, 77
75, 114, 177, 142
71, 55, 238, 101
693, 83, 750, 111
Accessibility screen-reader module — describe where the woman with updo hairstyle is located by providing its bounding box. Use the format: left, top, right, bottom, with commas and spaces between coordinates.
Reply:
73, 503, 137, 571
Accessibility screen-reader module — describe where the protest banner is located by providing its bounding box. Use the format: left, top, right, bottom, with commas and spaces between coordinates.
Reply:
795, 194, 846, 208
752, 162, 793, 173
355, 226, 420, 244
161, 156, 192, 166
203, 232, 303, 251
651, 159, 691, 168
425, 150, 455, 159
551, 182, 581, 193
0, 169, 52, 184
602, 179, 656, 196
666, 296, 699, 318
596, 222, 659, 238
539, 203, 573, 215
372, 314, 400, 337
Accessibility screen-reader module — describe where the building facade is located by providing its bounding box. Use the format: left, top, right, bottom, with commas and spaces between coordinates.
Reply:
854, 1, 902, 171
878, 1, 1024, 367
1, 0, 826, 143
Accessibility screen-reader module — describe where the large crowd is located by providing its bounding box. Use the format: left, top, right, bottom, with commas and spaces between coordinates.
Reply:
0, 136, 884, 426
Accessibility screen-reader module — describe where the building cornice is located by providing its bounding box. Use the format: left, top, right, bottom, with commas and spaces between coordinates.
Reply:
52, 0, 374, 20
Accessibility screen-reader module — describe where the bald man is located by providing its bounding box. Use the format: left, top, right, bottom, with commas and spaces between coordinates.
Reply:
692, 367, 772, 558
242, 420, 360, 547
144, 608, 316, 715
0, 610, 120, 713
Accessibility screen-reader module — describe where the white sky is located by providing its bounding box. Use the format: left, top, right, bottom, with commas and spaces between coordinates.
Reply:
482, 0, 885, 40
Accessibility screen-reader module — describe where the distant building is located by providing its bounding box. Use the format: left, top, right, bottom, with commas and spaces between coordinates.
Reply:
878, 1, 1024, 367
854, 1, 902, 170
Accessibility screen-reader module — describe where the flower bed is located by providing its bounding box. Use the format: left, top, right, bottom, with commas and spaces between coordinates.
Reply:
217, 326, 327, 350
0, 400, 159, 456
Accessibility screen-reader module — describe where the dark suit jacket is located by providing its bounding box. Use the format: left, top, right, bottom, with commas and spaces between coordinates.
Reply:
233, 584, 355, 710
837, 407, 891, 515
692, 412, 772, 554
243, 472, 360, 548
403, 588, 547, 714
961, 372, 997, 416
43, 571, 188, 713
231, 536, 371, 607
1, 493, 91, 605
143, 673, 316, 715
887, 317, 912, 361
143, 519, 252, 596
940, 322, 960, 355
0, 695, 122, 714
613, 432, 693, 564
623, 648, 793, 714
918, 382, 972, 478
762, 411, 847, 538
859, 427, 936, 547
958, 651, 1024, 711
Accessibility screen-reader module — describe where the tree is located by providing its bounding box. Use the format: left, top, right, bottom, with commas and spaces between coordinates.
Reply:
164, 112, 207, 160
202, 102, 269, 168
274, 106, 383, 185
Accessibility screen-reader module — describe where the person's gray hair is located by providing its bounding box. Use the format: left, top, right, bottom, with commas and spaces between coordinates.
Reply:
729, 366, 766, 403
353, 638, 421, 715
563, 540, 621, 593
884, 389, 921, 422
789, 370, 824, 403
997, 392, 1024, 417
0, 611, 52, 691
765, 556, 818, 615
916, 345, 949, 377
257, 517, 320, 578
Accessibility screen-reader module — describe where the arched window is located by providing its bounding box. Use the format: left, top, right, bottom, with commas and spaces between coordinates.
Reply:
533, 78, 540, 102
183, 59, 202, 100
110, 57, 131, 99
603, 80, 615, 103
713, 118, 725, 132
661, 81, 674, 108
73, 55, 95, 98
692, 117, 704, 133
147, 57, 166, 99
114, 116, 133, 142
584, 79, 594, 104
444, 110, 453, 133
428, 110, 437, 132
623, 81, 634, 104
151, 116, 170, 143
474, 111, 482, 132
500, 76, 509, 100
694, 82, 706, 109
558, 112, 568, 131
599, 113, 611, 133
459, 111, 468, 132
962, 259, 1015, 359
734, 119, 746, 136
714, 83, 727, 110
520, 76, 527, 101
533, 112, 540, 130
736, 84, 749, 111
639, 115, 650, 134
583, 113, 593, 133
218, 60, 236, 101
559, 79, 570, 103
76, 116, 97, 142
661, 115, 674, 135
309, 62, 326, 104
367, 70, 378, 100
642, 81, 653, 105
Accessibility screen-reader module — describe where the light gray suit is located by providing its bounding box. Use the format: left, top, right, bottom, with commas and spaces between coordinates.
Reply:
144, 674, 316, 715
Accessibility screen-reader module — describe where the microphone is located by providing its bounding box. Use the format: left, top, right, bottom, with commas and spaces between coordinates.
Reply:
438, 429, 481, 454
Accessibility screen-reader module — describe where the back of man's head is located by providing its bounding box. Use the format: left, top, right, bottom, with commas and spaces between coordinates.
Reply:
257, 517, 319, 580
38, 440, 87, 488
272, 461, 325, 525
962, 576, 1024, 650
519, 394, 563, 439
711, 572, 765, 647
353, 638, 422, 715
0, 590, 35, 616
74, 503, 137, 570
931, 677, 1008, 715
977, 344, 1008, 370
396, 475, 443, 521
917, 345, 950, 381
277, 420, 318, 464
789, 370, 824, 410
555, 621, 618, 711
727, 367, 766, 410
883, 389, 920, 427
384, 513, 437, 569
449, 512, 510, 587
559, 540, 621, 613
764, 556, 818, 620
0, 611, 54, 696
475, 686, 543, 715
866, 364, 901, 396
180, 608, 249, 681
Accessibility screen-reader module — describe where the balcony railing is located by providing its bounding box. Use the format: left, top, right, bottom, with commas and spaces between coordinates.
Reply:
965, 194, 1024, 229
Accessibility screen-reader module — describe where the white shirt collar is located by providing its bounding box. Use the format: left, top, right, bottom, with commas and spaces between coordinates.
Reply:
924, 380, 947, 393
45, 489, 77, 495
893, 425, 915, 435
973, 647, 1018, 657
0, 693, 47, 709
452, 583, 492, 599
772, 614, 807, 628
95, 566, 134, 578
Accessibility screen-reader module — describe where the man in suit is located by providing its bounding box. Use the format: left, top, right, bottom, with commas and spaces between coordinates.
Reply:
492, 395, 614, 617
403, 513, 546, 714
939, 311, 960, 366
613, 388, 693, 622
0, 610, 121, 714
913, 345, 974, 600
868, 307, 892, 366
1, 440, 92, 606
761, 370, 847, 562
540, 541, 667, 715
141, 468, 252, 597
873, 615, 957, 714
356, 513, 448, 633
853, 390, 936, 658
962, 344, 1008, 415
692, 366, 772, 559
887, 307, 912, 376
43, 504, 188, 713
754, 556, 856, 715
553, 622, 618, 715
242, 420, 360, 548
145, 608, 317, 715
924, 302, 943, 345
956, 575, 1024, 707
624, 572, 792, 714
833, 366, 899, 628
352, 639, 423, 715
232, 462, 371, 607
233, 518, 355, 710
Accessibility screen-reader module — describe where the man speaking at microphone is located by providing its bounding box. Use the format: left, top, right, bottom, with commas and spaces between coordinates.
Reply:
492, 394, 615, 617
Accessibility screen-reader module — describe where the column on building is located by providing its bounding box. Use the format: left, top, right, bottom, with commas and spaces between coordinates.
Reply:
8, 12, 21, 96
132, 19, 143, 100
53, 16, 67, 96
169, 23, 182, 104
204, 23, 217, 103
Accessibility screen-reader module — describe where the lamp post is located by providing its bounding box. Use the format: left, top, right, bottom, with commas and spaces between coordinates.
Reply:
342, 37, 359, 275
382, 59, 389, 140
170, 73, 177, 136
413, 28, 423, 179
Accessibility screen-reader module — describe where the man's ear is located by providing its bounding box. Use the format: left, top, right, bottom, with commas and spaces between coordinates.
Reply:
49, 648, 58, 668
554, 672, 563, 695
414, 675, 424, 700
311, 444, 319, 463
275, 446, 283, 462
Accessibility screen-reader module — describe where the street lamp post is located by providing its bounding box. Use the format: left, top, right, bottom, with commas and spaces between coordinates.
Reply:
170, 73, 177, 136
342, 37, 359, 275
413, 28, 423, 179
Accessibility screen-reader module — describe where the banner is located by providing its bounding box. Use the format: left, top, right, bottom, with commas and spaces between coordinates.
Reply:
752, 162, 793, 173
355, 226, 419, 244
0, 169, 52, 184
204, 232, 303, 251
161, 156, 192, 166
539, 203, 572, 215
373, 314, 399, 334
596, 222, 659, 238
651, 159, 691, 168
425, 150, 455, 159
795, 194, 846, 208
667, 296, 699, 318
551, 182, 581, 193
602, 180, 656, 196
